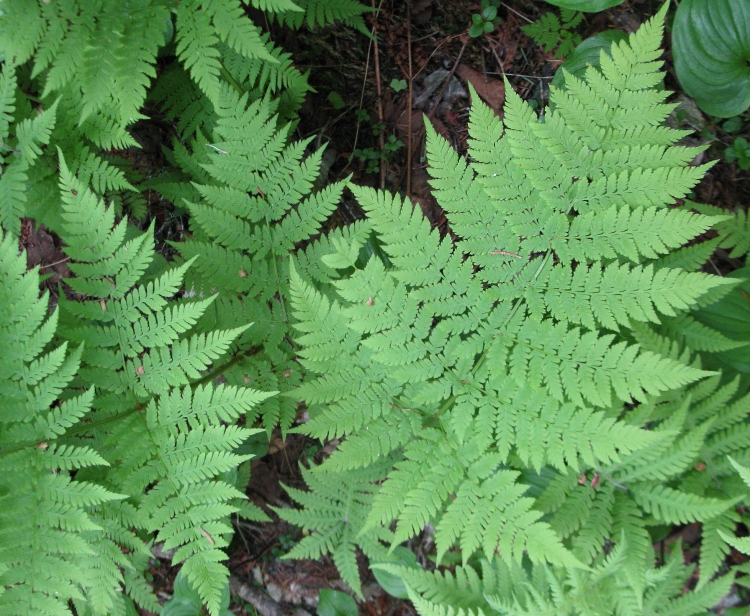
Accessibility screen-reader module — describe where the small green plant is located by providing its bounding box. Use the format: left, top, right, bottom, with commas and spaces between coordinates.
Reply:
469, 0, 502, 37
328, 91, 347, 109
353, 135, 404, 174
353, 146, 381, 174
317, 589, 358, 616
725, 137, 750, 170
724, 116, 744, 133
390, 78, 407, 93
521, 9, 584, 57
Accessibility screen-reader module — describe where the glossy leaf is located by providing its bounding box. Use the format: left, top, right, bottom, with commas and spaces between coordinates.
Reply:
544, 0, 623, 12
673, 0, 750, 118
317, 589, 359, 616
162, 570, 232, 616
372, 547, 419, 599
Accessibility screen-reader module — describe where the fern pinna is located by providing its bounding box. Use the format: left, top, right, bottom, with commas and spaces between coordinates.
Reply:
278, 5, 748, 604
0, 157, 273, 616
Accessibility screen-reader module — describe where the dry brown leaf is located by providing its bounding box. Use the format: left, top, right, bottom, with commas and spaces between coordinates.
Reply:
456, 64, 505, 113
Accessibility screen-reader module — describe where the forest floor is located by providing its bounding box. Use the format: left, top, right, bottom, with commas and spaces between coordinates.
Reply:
135, 1, 750, 614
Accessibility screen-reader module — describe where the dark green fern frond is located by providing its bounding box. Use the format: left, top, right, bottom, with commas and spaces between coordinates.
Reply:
156, 87, 345, 433
45, 155, 273, 615
273, 0, 371, 35
274, 461, 394, 597
0, 65, 57, 234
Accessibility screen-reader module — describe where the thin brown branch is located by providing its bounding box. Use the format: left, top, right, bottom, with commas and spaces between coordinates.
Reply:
39, 256, 70, 269
428, 39, 468, 119
229, 576, 293, 616
406, 1, 413, 198
371, 0, 386, 189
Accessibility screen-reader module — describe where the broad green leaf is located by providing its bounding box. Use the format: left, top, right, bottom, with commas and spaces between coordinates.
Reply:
544, 0, 623, 12
371, 547, 419, 599
161, 569, 232, 616
673, 0, 750, 118
317, 589, 358, 616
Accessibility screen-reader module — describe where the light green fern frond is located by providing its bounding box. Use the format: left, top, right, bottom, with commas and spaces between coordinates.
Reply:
44, 155, 273, 615
378, 542, 733, 616
0, 233, 126, 616
284, 6, 732, 588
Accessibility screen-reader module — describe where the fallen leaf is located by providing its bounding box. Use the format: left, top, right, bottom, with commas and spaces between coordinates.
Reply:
456, 64, 505, 113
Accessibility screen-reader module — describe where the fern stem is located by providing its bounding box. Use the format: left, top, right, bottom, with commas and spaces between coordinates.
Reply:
220, 62, 245, 96
432, 252, 551, 421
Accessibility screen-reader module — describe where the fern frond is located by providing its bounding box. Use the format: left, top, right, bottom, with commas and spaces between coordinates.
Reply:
694, 202, 750, 259
275, 462, 393, 596
175, 1, 223, 102
274, 0, 371, 34
0, 66, 58, 234
46, 154, 273, 615
157, 87, 344, 433
284, 9, 728, 587
0, 233, 125, 616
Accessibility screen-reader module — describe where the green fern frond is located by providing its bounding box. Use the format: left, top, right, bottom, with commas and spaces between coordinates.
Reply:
275, 462, 393, 596
39, 154, 274, 615
381, 541, 732, 616
694, 202, 750, 259
284, 8, 729, 585
154, 87, 345, 433
0, 66, 58, 234
274, 0, 371, 34
0, 233, 126, 616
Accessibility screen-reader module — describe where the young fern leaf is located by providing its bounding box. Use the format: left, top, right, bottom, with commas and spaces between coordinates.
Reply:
694, 202, 750, 259
274, 461, 395, 597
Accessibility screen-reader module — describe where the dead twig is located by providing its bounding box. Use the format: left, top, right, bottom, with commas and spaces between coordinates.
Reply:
406, 1, 413, 198
229, 576, 291, 616
427, 39, 468, 119
39, 256, 70, 270
500, 2, 533, 23
371, 0, 386, 189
